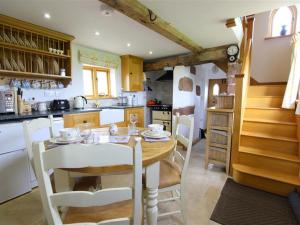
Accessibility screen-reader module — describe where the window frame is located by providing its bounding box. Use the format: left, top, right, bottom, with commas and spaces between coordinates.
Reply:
82, 65, 111, 100
268, 6, 297, 38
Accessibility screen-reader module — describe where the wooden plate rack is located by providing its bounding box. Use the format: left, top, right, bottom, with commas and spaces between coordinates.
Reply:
0, 14, 74, 87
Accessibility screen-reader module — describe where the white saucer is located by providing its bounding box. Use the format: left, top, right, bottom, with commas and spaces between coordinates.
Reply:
141, 130, 171, 139
49, 136, 83, 145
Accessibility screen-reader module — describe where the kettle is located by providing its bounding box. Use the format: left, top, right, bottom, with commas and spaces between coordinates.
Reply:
74, 96, 87, 109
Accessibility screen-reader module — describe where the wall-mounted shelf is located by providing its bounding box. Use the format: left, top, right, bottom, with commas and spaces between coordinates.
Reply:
0, 14, 74, 87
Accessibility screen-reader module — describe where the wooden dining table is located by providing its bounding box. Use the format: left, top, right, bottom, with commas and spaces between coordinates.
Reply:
51, 127, 176, 225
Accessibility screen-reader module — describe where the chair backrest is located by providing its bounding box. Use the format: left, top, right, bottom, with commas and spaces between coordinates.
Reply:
173, 113, 194, 181
23, 115, 55, 168
33, 138, 142, 225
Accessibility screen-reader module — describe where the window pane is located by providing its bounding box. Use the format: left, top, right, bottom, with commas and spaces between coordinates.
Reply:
96, 71, 109, 96
272, 7, 293, 36
83, 69, 93, 96
213, 83, 220, 96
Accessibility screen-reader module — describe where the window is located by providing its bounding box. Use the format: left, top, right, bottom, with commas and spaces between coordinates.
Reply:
212, 83, 220, 96
82, 66, 111, 99
269, 6, 297, 37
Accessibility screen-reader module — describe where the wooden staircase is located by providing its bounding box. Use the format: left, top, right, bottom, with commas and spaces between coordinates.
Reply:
232, 84, 300, 196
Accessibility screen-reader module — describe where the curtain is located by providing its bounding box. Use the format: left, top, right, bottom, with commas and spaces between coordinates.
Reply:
282, 33, 300, 109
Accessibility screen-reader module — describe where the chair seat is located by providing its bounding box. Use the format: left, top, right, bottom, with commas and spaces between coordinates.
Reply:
63, 200, 132, 224
143, 159, 181, 189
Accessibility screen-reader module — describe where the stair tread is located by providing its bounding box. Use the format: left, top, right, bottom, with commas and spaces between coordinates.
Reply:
243, 118, 296, 125
241, 131, 298, 142
248, 96, 283, 98
246, 107, 293, 110
233, 164, 300, 186
239, 146, 300, 163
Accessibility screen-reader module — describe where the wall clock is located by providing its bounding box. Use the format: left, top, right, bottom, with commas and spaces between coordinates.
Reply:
227, 44, 239, 63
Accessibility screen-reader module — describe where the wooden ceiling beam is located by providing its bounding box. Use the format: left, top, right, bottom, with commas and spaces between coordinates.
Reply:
99, 0, 203, 53
144, 45, 229, 71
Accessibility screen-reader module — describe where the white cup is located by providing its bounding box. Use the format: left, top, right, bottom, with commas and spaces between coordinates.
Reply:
59, 128, 79, 141
148, 124, 164, 133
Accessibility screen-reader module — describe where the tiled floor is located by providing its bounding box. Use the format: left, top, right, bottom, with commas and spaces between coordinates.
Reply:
0, 140, 227, 225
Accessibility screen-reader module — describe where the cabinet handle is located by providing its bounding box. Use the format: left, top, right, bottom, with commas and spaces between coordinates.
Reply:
83, 120, 87, 123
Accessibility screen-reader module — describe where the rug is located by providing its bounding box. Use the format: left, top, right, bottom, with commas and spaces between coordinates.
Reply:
210, 178, 298, 225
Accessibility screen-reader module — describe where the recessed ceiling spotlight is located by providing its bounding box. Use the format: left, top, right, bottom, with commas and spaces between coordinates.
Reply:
149, 51, 153, 55
100, 4, 114, 16
95, 31, 100, 36
44, 13, 51, 19
127, 43, 131, 47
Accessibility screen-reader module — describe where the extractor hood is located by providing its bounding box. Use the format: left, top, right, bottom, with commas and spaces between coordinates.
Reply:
156, 69, 173, 81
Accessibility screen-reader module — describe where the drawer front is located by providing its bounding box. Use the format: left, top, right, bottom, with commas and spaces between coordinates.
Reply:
152, 110, 172, 120
64, 112, 100, 128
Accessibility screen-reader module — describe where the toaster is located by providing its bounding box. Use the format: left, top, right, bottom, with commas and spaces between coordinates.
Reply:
51, 99, 70, 111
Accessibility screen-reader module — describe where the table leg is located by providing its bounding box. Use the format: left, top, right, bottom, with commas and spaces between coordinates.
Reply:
145, 162, 160, 225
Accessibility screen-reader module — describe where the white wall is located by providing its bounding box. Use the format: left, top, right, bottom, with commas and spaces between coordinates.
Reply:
195, 63, 226, 129
251, 5, 300, 82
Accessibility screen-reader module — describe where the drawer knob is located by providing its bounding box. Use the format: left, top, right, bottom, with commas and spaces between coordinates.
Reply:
83, 120, 87, 123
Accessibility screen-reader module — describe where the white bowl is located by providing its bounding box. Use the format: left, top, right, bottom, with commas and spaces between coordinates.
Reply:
59, 128, 79, 141
148, 124, 164, 133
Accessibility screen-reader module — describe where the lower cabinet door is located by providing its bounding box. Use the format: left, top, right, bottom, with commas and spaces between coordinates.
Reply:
0, 149, 31, 203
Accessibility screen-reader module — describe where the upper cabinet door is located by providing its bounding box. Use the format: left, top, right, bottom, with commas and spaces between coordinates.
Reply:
121, 55, 144, 92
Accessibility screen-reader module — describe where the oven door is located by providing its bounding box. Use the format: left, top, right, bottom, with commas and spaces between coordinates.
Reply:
153, 119, 172, 132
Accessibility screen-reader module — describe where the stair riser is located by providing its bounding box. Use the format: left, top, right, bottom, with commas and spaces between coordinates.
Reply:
247, 97, 283, 108
248, 85, 286, 97
240, 135, 298, 156
233, 169, 300, 196
242, 121, 297, 139
244, 108, 296, 123
239, 152, 299, 175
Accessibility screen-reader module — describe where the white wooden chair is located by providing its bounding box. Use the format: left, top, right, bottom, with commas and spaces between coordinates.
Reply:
150, 113, 194, 223
23, 115, 55, 171
32, 138, 143, 225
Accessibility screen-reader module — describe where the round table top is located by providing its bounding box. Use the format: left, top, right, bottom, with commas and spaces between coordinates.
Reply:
58, 127, 176, 174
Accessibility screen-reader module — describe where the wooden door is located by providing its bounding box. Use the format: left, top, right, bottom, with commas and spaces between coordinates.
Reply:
207, 79, 228, 107
125, 108, 144, 128
129, 56, 143, 92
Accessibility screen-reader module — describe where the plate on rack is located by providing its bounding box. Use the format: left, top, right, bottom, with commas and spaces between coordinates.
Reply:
49, 136, 84, 145
141, 130, 171, 139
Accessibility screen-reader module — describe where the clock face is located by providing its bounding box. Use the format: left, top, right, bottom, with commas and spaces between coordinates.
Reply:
227, 45, 239, 56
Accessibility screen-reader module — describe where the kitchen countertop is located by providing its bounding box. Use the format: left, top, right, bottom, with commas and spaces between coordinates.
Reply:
0, 105, 144, 123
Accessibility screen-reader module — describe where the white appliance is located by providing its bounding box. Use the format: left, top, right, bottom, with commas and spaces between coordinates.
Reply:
100, 109, 124, 125
74, 96, 87, 109
0, 117, 64, 203
150, 105, 172, 132
0, 122, 30, 203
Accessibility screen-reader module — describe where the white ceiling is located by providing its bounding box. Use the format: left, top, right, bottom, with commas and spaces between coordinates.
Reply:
0, 0, 298, 59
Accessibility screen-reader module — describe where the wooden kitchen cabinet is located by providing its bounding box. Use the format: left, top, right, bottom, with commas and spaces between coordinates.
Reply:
121, 55, 144, 92
125, 108, 145, 128
64, 112, 100, 128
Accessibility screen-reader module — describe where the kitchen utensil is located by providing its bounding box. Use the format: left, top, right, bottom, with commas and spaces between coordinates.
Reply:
148, 124, 164, 133
59, 128, 80, 141
30, 40, 37, 48
31, 80, 41, 89
17, 36, 25, 46
24, 38, 31, 47
4, 57, 12, 70
18, 59, 25, 72
37, 102, 47, 112
3, 32, 10, 43
73, 96, 87, 109
109, 124, 118, 135
11, 58, 19, 71
141, 130, 171, 139
49, 136, 83, 145
21, 80, 30, 89
11, 35, 18, 45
